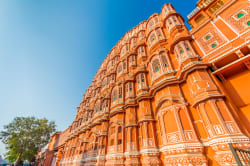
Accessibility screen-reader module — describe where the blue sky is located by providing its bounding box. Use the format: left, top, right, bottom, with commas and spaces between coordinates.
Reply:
0, 0, 197, 156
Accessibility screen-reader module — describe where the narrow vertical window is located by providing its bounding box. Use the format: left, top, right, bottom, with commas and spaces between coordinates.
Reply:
118, 65, 122, 73
119, 87, 122, 98
113, 89, 117, 101
160, 54, 168, 67
141, 73, 145, 83
123, 61, 126, 70
152, 59, 160, 73
129, 82, 132, 91
126, 84, 129, 92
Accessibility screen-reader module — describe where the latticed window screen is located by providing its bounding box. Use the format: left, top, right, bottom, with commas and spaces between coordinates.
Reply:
141, 73, 145, 82
113, 89, 117, 101
152, 59, 160, 72
123, 61, 126, 70
129, 82, 132, 91
119, 87, 122, 98
160, 55, 168, 67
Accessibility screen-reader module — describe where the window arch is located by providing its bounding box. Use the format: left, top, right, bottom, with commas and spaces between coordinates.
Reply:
121, 44, 129, 57
137, 46, 146, 59
102, 77, 108, 88
136, 73, 147, 90
105, 100, 109, 107
100, 100, 103, 111
117, 64, 122, 74
154, 16, 159, 24
118, 86, 122, 98
129, 55, 136, 67
160, 54, 168, 67
138, 31, 145, 40
151, 34, 156, 42
123, 61, 127, 70
125, 82, 134, 98
130, 37, 137, 48
141, 74, 145, 83
112, 89, 117, 102
152, 58, 161, 73
94, 100, 100, 113
156, 28, 164, 39
110, 74, 115, 83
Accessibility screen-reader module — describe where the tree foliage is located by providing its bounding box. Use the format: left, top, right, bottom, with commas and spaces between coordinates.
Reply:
0, 117, 56, 163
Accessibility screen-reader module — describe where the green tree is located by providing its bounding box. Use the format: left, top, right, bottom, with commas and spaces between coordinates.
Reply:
0, 117, 56, 166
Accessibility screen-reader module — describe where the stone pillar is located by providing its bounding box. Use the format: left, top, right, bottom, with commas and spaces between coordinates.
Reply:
138, 99, 162, 166
96, 135, 106, 166
124, 106, 140, 166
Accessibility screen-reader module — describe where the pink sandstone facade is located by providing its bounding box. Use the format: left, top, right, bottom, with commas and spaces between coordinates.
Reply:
37, 0, 250, 165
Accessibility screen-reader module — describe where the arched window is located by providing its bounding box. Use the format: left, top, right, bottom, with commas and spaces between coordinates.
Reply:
129, 82, 132, 91
118, 86, 122, 98
137, 46, 146, 58
118, 65, 122, 73
149, 20, 154, 29
129, 55, 136, 66
141, 74, 145, 83
131, 38, 137, 48
152, 58, 161, 72
111, 74, 115, 82
154, 16, 159, 24
113, 89, 117, 102
126, 83, 129, 92
137, 73, 146, 89
123, 61, 126, 70
137, 75, 140, 84
125, 82, 133, 97
100, 101, 103, 111
95, 102, 100, 113
121, 45, 129, 56
156, 28, 163, 38
160, 54, 168, 67
105, 100, 109, 108
138, 31, 145, 40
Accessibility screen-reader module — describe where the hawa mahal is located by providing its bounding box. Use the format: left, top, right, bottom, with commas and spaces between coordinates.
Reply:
37, 0, 250, 165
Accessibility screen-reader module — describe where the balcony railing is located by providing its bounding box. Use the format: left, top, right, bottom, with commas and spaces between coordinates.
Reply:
187, 7, 200, 19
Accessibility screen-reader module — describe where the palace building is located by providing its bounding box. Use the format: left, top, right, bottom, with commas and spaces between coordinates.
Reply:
37, 0, 250, 165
